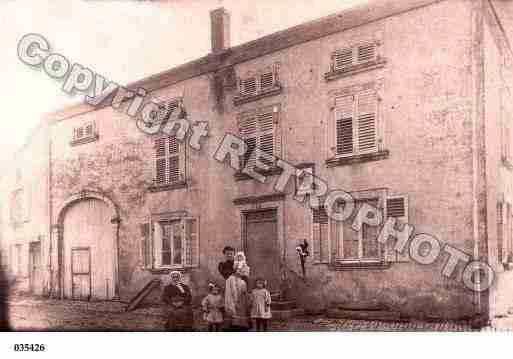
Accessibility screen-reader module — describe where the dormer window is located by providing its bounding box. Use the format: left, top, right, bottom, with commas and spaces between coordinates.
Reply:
70, 121, 98, 146
234, 64, 282, 106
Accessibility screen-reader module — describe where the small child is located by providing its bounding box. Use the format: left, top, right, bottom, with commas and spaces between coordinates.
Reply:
250, 277, 272, 332
233, 251, 250, 284
201, 283, 224, 331
165, 295, 194, 332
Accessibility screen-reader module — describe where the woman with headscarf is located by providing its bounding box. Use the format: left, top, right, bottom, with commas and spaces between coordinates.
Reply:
161, 271, 194, 331
233, 251, 250, 285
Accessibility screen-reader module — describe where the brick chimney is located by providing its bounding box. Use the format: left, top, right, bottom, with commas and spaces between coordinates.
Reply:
210, 7, 230, 53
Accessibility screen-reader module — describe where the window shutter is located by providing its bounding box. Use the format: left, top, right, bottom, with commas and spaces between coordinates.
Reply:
260, 70, 274, 90
179, 140, 186, 182
184, 217, 199, 268
356, 90, 377, 153
85, 123, 93, 137
153, 222, 163, 268
333, 48, 353, 70
504, 124, 511, 162
155, 138, 167, 185
386, 196, 409, 262
241, 77, 257, 96
168, 136, 180, 183
258, 110, 276, 166
239, 114, 258, 169
330, 216, 338, 262
335, 95, 355, 156
312, 208, 329, 263
76, 126, 84, 140
140, 223, 151, 268
357, 43, 376, 63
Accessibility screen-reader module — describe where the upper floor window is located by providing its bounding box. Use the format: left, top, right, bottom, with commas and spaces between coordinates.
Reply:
325, 41, 385, 81
238, 105, 281, 171
234, 64, 281, 106
70, 121, 98, 146
153, 136, 186, 188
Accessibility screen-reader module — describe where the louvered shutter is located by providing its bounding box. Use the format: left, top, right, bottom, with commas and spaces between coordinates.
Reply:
168, 136, 181, 183
357, 43, 376, 63
386, 196, 409, 262
155, 138, 167, 185
184, 217, 199, 268
333, 48, 353, 70
260, 69, 274, 90
140, 223, 151, 268
312, 208, 329, 263
356, 90, 378, 153
85, 123, 93, 138
153, 222, 163, 268
239, 114, 258, 169
330, 216, 338, 262
258, 109, 276, 167
241, 77, 257, 96
335, 95, 355, 156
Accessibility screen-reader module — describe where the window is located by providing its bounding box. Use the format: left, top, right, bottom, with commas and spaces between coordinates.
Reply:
143, 217, 199, 269
312, 193, 409, 266
71, 121, 98, 146
154, 136, 186, 186
498, 201, 513, 264
152, 98, 181, 125
238, 105, 281, 170
333, 89, 378, 157
331, 42, 377, 72
234, 64, 281, 105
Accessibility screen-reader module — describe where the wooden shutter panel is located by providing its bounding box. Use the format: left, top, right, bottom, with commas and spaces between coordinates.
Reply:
140, 223, 151, 268
85, 123, 93, 137
335, 95, 355, 156
356, 91, 377, 153
312, 222, 321, 263
155, 138, 167, 185
258, 110, 275, 166
357, 43, 376, 63
239, 114, 258, 169
241, 77, 257, 96
153, 222, 163, 268
386, 196, 409, 262
312, 208, 329, 263
330, 217, 339, 262
260, 70, 274, 90
184, 217, 199, 267
168, 136, 180, 183
333, 48, 353, 70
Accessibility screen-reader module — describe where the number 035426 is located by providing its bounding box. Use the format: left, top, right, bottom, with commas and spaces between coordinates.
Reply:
13, 344, 46, 352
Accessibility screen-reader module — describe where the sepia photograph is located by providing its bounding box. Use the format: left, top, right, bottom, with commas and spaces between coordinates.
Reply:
1, 0, 513, 356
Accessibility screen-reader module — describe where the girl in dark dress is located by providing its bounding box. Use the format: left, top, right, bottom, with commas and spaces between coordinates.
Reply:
161, 271, 194, 331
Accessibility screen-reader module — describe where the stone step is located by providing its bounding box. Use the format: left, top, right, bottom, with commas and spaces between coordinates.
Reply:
327, 308, 402, 322
272, 308, 305, 320
271, 300, 297, 311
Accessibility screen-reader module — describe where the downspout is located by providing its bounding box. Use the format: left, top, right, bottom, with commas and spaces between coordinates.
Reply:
470, 0, 486, 319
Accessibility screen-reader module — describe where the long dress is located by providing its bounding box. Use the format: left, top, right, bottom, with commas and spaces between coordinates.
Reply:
224, 275, 249, 329
161, 283, 194, 331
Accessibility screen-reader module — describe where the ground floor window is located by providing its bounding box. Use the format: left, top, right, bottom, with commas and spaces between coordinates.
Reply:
141, 217, 199, 269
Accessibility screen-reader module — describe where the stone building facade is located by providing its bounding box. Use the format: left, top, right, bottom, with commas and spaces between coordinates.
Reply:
2, 0, 513, 322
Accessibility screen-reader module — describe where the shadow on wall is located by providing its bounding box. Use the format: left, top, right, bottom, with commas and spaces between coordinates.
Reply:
0, 257, 10, 331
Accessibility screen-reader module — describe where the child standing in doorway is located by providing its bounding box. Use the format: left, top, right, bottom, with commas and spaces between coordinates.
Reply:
250, 277, 272, 332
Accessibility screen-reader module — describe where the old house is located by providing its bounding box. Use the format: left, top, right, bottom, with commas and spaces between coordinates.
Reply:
3, 0, 513, 323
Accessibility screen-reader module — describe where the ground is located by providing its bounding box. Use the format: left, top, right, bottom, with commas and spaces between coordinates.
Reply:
4, 294, 491, 332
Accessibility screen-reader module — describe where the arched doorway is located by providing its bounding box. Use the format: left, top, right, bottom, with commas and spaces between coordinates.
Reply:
57, 193, 119, 300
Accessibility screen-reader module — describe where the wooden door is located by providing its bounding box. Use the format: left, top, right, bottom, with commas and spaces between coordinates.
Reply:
63, 199, 114, 300
29, 242, 42, 295
244, 209, 280, 291
71, 248, 91, 300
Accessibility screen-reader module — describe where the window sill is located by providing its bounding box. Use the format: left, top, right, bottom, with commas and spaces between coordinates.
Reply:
327, 261, 391, 271
69, 134, 99, 147
234, 166, 283, 181
233, 85, 282, 106
148, 181, 187, 193
326, 150, 389, 167
324, 60, 386, 81
144, 267, 188, 274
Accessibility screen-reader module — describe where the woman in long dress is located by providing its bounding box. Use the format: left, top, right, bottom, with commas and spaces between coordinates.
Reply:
224, 267, 250, 331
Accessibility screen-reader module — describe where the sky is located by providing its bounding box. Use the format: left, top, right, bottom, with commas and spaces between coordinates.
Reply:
0, 0, 367, 168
